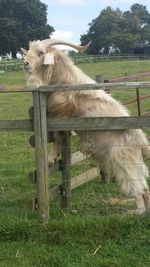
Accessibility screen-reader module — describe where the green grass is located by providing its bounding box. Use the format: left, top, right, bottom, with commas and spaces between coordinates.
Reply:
0, 60, 150, 267
79, 60, 150, 80
0, 70, 26, 88
1, 214, 150, 267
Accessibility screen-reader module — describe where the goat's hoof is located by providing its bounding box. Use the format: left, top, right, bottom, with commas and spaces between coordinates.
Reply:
127, 208, 150, 217
141, 208, 150, 217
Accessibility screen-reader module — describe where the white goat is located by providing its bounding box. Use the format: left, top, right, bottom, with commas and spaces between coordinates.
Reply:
21, 39, 150, 214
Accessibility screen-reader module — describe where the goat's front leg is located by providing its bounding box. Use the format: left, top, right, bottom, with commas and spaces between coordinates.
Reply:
48, 132, 64, 165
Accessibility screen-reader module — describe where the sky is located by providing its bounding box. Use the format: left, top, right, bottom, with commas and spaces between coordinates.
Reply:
42, 0, 150, 46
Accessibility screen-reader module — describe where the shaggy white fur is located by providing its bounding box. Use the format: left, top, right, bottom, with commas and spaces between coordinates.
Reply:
23, 39, 150, 214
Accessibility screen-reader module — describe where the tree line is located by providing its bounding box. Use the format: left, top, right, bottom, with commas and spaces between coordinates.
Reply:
0, 0, 150, 57
81, 4, 150, 55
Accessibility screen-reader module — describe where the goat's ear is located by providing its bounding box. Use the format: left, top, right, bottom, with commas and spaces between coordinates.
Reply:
21, 48, 27, 55
43, 52, 55, 65
21, 47, 27, 55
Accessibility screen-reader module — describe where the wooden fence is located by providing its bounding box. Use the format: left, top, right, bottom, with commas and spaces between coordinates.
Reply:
0, 82, 150, 222
98, 72, 150, 116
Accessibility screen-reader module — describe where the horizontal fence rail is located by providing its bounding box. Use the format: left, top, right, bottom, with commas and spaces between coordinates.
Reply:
0, 119, 33, 131
47, 117, 150, 131
0, 117, 150, 132
110, 72, 150, 82
1, 81, 150, 93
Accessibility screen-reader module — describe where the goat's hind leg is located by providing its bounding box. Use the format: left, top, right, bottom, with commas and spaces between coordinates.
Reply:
142, 189, 150, 213
128, 180, 150, 215
114, 151, 150, 215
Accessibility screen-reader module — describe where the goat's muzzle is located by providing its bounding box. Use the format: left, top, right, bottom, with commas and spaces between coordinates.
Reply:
23, 62, 32, 73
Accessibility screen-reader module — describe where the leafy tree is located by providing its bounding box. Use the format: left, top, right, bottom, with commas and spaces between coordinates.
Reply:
80, 4, 150, 55
0, 0, 54, 57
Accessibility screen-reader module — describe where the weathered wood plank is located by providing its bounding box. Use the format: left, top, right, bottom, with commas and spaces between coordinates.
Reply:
0, 119, 33, 131
33, 92, 49, 222
38, 82, 150, 92
96, 75, 104, 83
0, 116, 149, 133
0, 86, 38, 92
123, 94, 150, 105
47, 116, 150, 131
71, 167, 99, 190
48, 167, 99, 201
0, 81, 150, 93
39, 92, 49, 219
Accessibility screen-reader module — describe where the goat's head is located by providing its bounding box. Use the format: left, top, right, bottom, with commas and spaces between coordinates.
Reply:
21, 39, 91, 73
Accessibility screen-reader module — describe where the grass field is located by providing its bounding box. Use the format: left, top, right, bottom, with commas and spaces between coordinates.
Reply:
0, 60, 150, 267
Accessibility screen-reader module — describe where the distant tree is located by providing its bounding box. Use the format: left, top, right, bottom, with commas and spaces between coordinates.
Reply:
123, 4, 150, 46
69, 50, 78, 57
0, 0, 54, 58
80, 4, 150, 55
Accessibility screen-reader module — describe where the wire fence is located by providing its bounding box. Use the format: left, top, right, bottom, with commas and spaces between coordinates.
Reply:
0, 59, 23, 72
73, 54, 150, 64
0, 54, 150, 72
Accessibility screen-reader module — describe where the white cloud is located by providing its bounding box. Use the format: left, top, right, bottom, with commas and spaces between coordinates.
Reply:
51, 30, 77, 50
55, 0, 87, 5
49, 15, 75, 27
94, 0, 148, 9
52, 30, 74, 40
50, 0, 143, 7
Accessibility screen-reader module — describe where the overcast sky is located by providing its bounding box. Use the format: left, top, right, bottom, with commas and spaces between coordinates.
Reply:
42, 0, 150, 45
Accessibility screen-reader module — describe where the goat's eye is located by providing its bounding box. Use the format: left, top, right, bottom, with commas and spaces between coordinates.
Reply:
37, 51, 44, 57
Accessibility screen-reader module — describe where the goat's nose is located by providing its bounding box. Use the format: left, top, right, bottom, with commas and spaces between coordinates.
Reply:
23, 61, 32, 73
24, 61, 29, 66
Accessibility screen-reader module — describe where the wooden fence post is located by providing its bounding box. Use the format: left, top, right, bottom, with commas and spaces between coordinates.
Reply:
33, 91, 49, 222
60, 131, 71, 209
96, 74, 104, 83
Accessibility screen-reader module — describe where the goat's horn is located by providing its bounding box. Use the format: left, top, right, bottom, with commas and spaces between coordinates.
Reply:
21, 48, 27, 55
42, 39, 91, 53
